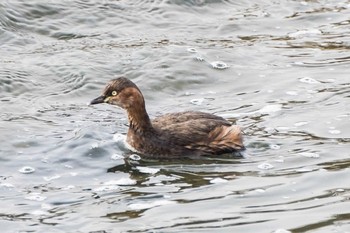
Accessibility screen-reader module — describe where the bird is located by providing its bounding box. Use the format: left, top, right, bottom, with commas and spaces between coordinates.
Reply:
90, 77, 244, 158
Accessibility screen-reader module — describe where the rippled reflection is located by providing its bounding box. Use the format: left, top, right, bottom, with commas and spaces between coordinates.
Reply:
1, 0, 350, 232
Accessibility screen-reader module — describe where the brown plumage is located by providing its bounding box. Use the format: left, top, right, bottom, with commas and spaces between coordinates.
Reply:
90, 77, 244, 158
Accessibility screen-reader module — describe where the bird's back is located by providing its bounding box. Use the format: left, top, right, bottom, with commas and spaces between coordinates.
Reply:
150, 111, 244, 156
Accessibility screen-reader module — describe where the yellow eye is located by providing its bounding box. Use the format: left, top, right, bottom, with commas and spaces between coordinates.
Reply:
111, 91, 117, 96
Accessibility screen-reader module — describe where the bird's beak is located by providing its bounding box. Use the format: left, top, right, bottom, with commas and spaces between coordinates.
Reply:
90, 95, 108, 105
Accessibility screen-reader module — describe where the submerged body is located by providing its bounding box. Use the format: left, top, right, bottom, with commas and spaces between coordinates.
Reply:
90, 77, 244, 158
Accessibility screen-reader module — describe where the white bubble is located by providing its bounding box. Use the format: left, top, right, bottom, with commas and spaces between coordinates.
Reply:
258, 162, 274, 170
299, 77, 320, 84
211, 61, 229, 69
129, 154, 141, 161
19, 166, 35, 174
190, 98, 205, 106
270, 144, 281, 150
187, 48, 197, 53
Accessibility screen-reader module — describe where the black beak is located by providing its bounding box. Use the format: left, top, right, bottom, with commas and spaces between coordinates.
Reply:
90, 95, 106, 105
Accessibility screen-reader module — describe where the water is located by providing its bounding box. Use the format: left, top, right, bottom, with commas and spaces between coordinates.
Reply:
1, 0, 349, 232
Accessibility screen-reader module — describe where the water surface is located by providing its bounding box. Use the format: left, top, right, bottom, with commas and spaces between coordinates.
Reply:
1, 0, 349, 232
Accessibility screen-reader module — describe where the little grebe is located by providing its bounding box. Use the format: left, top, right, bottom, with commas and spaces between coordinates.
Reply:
90, 77, 244, 158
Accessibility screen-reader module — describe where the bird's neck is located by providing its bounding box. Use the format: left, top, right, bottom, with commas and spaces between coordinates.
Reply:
126, 104, 153, 134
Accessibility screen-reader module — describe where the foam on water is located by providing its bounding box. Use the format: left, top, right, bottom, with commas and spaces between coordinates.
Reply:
1, 0, 349, 232
299, 77, 320, 84
190, 98, 205, 105
258, 162, 274, 170
187, 48, 197, 53
269, 144, 281, 150
18, 166, 35, 174
128, 154, 141, 161
210, 61, 229, 69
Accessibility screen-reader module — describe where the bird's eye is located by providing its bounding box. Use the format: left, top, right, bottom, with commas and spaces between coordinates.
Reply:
111, 91, 117, 96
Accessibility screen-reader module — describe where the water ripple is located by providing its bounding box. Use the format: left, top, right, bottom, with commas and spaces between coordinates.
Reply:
1, 0, 350, 232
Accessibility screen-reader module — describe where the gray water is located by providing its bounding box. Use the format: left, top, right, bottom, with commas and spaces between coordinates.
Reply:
1, 1, 350, 232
